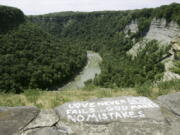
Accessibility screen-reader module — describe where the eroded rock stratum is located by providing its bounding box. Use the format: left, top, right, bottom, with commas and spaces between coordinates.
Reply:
0, 92, 180, 135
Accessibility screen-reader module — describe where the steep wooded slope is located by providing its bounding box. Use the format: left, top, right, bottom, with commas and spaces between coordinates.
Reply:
0, 6, 87, 93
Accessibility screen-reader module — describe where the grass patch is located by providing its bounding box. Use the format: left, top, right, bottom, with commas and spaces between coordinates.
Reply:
0, 83, 179, 109
24, 89, 41, 103
0, 87, 137, 109
157, 80, 180, 95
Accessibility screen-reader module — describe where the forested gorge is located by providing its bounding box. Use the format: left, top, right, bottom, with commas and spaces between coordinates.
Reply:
30, 3, 179, 88
0, 3, 179, 93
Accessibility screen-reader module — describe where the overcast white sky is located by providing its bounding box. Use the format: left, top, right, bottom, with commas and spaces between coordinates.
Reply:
0, 0, 179, 15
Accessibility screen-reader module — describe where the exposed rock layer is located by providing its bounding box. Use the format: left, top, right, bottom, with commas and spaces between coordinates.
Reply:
125, 18, 180, 44
146, 18, 180, 44
162, 38, 180, 81
124, 20, 138, 34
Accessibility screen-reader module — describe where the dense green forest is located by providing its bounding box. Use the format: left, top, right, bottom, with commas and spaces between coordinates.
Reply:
0, 6, 87, 93
0, 5, 25, 34
92, 39, 166, 88
0, 3, 179, 93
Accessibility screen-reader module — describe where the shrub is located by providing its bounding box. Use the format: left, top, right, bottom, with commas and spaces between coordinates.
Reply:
157, 80, 180, 95
135, 82, 152, 97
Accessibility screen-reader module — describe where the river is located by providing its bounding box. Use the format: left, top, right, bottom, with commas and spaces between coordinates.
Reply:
59, 51, 102, 90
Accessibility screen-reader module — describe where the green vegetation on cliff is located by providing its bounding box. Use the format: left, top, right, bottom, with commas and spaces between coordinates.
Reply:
93, 40, 166, 88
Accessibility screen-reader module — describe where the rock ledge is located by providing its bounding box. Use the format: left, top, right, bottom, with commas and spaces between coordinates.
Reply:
0, 93, 180, 135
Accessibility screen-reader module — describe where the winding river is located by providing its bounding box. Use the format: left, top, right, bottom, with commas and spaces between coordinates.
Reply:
59, 51, 102, 90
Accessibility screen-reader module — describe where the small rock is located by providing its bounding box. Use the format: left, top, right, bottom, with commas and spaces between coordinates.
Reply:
23, 127, 61, 135
157, 92, 180, 116
0, 106, 39, 135
56, 121, 74, 134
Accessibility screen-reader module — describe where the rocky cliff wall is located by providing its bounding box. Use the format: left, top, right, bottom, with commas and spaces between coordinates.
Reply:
146, 18, 180, 44
0, 92, 180, 135
124, 20, 138, 34
126, 18, 179, 57
162, 39, 180, 81
125, 18, 180, 44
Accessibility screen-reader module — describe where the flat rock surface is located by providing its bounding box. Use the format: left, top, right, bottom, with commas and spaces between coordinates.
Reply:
23, 127, 61, 135
55, 96, 164, 123
23, 109, 59, 131
54, 96, 174, 135
0, 106, 39, 135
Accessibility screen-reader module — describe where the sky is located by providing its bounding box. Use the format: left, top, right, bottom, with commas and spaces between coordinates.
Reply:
0, 0, 179, 15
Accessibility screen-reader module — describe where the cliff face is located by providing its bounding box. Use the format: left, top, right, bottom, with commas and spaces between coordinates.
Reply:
146, 19, 180, 81
126, 18, 180, 57
163, 39, 180, 81
124, 20, 138, 34
146, 18, 180, 44
125, 18, 180, 44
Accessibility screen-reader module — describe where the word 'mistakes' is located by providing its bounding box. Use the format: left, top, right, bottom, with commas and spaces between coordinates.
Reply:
65, 97, 159, 123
